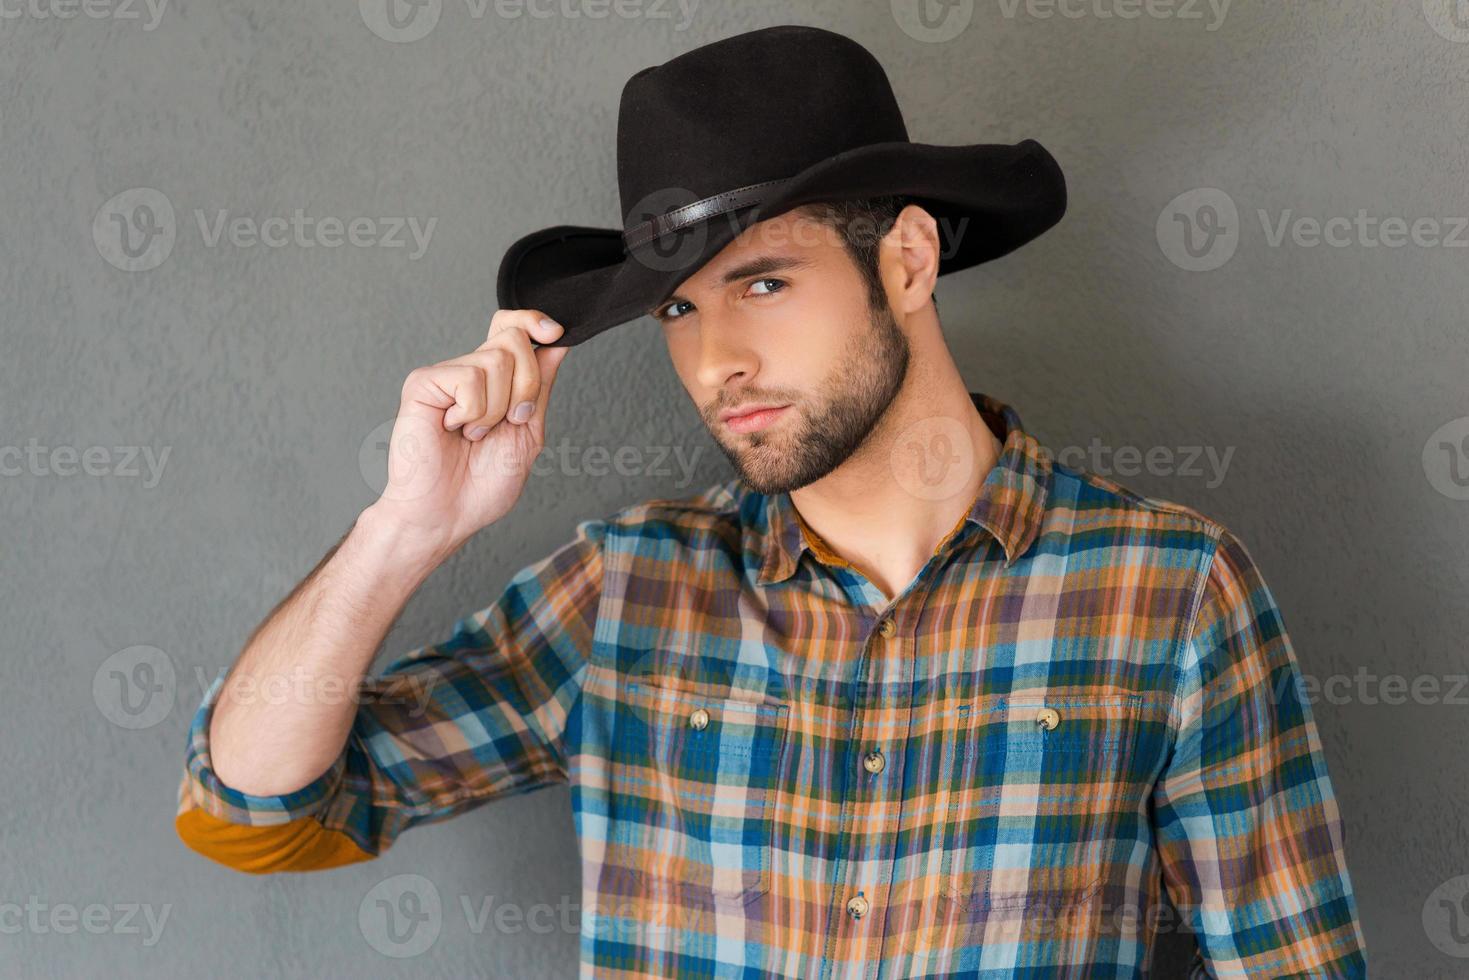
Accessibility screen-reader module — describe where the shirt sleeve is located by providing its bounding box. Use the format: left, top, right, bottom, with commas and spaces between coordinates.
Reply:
1152, 527, 1368, 978
173, 515, 608, 874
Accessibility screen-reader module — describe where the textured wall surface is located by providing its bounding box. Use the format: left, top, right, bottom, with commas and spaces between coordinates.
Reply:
3, 1, 1465, 976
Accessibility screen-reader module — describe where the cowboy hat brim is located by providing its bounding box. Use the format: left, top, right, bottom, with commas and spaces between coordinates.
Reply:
496, 137, 1066, 348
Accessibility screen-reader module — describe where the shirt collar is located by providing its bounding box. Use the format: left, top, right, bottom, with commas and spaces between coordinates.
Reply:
755, 391, 1051, 586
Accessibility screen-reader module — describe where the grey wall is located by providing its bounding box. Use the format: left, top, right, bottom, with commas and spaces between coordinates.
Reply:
3, 1, 1465, 976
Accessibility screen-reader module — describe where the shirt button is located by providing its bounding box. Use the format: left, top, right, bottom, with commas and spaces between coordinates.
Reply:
877, 617, 896, 638
862, 749, 885, 774
689, 707, 710, 730
846, 894, 869, 919
1036, 707, 1060, 731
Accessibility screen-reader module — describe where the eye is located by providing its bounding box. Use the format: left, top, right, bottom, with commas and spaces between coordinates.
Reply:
654, 299, 695, 322
654, 278, 787, 323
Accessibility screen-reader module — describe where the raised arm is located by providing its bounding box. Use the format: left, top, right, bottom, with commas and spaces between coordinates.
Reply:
174, 310, 585, 872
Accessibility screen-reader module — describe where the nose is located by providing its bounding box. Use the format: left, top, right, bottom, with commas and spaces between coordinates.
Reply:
693, 317, 760, 392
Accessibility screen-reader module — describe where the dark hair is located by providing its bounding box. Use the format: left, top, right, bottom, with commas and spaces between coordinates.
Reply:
793, 195, 940, 314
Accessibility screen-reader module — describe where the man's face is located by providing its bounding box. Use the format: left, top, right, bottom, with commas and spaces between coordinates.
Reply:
655, 208, 911, 495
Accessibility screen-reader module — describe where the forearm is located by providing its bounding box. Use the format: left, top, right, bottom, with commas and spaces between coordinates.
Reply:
208, 504, 456, 796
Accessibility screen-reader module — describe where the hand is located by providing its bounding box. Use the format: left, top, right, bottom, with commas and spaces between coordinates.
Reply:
364, 310, 571, 554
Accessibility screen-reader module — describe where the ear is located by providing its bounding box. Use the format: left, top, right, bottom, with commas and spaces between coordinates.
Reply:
883, 204, 942, 317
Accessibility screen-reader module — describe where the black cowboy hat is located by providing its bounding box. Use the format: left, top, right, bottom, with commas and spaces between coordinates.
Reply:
495, 24, 1066, 348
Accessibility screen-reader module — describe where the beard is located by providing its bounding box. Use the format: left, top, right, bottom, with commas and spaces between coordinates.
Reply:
704, 295, 912, 496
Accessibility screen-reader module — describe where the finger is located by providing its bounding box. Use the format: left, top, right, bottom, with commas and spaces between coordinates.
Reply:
487, 308, 566, 347
438, 366, 489, 431
535, 344, 569, 412
445, 347, 514, 439
401, 363, 486, 431
523, 344, 570, 441
473, 322, 542, 427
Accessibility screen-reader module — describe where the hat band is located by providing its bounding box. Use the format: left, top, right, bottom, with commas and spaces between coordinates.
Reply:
621, 176, 797, 251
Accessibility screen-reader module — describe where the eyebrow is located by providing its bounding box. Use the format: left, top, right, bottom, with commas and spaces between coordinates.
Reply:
649, 254, 815, 316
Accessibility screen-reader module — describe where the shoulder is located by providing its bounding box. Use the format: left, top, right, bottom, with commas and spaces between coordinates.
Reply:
589, 476, 754, 562
603, 476, 747, 533
1041, 452, 1276, 631
1041, 451, 1235, 561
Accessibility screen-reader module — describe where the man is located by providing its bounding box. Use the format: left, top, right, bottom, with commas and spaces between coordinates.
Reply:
174, 25, 1368, 978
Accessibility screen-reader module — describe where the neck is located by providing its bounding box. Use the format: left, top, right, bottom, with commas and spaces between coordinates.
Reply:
788, 355, 1002, 603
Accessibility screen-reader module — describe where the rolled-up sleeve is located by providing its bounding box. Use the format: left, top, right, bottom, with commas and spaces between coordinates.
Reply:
1152, 528, 1368, 978
174, 515, 608, 874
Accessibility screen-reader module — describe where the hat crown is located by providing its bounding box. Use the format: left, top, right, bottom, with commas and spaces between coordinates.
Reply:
615, 26, 909, 227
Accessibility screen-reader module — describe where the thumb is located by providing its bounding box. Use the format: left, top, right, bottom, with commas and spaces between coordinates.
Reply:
530, 342, 570, 428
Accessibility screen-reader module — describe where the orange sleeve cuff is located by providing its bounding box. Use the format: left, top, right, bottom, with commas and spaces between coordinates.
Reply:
175, 802, 376, 874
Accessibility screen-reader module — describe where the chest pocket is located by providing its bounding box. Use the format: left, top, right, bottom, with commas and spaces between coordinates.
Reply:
940, 692, 1146, 915
607, 675, 790, 907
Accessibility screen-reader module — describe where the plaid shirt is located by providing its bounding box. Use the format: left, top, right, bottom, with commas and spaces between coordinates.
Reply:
175, 391, 1367, 978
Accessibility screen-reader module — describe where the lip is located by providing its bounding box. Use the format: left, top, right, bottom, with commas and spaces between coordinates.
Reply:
722, 403, 790, 433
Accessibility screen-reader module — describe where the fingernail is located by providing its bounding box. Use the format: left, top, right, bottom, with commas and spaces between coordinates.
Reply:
466, 425, 489, 440
539, 317, 562, 336
511, 401, 534, 423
